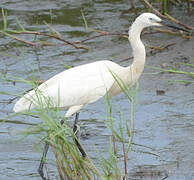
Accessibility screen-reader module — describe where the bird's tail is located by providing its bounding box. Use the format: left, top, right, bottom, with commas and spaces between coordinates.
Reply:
13, 87, 55, 113
13, 91, 36, 113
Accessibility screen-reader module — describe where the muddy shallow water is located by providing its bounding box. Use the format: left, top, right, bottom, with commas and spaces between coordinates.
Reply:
0, 1, 194, 180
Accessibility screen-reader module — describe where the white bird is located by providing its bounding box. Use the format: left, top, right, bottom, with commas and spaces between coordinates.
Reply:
13, 13, 185, 179
14, 13, 161, 116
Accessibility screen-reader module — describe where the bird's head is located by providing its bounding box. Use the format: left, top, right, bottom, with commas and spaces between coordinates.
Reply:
136, 13, 162, 28
134, 13, 188, 32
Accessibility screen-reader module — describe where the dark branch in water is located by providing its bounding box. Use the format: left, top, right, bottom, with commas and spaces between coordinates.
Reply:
20, 31, 85, 49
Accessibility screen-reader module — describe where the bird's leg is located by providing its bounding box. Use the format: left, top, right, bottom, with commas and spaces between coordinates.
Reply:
38, 119, 64, 180
38, 143, 49, 180
73, 112, 79, 133
73, 112, 87, 158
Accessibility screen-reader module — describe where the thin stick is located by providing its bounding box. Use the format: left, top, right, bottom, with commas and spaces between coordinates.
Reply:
112, 134, 117, 156
122, 143, 127, 179
52, 145, 65, 180
1, 29, 126, 49
141, 0, 166, 18
130, 0, 137, 15
78, 32, 126, 43
0, 31, 38, 46
20, 31, 84, 49
186, 0, 191, 15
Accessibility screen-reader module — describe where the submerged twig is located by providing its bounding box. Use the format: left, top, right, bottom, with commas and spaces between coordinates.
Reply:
0, 29, 127, 50
0, 31, 38, 46
141, 0, 166, 18
78, 32, 127, 44
20, 31, 85, 49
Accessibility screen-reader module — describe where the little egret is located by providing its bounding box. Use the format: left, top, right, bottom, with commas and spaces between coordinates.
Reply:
13, 13, 186, 179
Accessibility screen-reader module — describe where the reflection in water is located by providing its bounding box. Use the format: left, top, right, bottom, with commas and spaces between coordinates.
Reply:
0, 0, 194, 179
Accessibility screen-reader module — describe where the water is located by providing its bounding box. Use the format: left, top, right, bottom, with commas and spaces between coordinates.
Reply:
0, 1, 194, 179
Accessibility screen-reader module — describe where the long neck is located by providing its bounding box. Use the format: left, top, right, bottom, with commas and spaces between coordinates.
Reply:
128, 22, 146, 77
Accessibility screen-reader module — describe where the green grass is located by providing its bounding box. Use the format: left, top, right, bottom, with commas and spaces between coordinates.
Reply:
146, 63, 194, 82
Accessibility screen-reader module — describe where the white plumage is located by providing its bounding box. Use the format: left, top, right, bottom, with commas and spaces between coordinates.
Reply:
13, 13, 163, 118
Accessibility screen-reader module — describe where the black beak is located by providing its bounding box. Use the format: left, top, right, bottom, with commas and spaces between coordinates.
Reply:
160, 20, 189, 32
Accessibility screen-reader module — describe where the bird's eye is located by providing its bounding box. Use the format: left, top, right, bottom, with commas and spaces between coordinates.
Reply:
149, 17, 154, 21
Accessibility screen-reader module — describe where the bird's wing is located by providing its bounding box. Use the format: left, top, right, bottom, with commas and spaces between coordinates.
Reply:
13, 60, 122, 112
